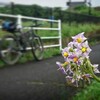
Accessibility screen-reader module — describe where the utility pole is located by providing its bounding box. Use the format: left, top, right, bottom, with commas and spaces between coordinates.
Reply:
66, 0, 72, 25
11, 1, 14, 14
88, 0, 92, 15
49, 7, 54, 28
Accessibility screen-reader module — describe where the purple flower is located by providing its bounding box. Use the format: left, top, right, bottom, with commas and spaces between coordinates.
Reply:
56, 32, 100, 87
62, 47, 69, 58
68, 42, 74, 48
82, 74, 91, 84
82, 74, 91, 78
68, 52, 83, 66
92, 64, 100, 73
56, 62, 67, 75
72, 32, 87, 43
77, 41, 92, 58
66, 76, 75, 83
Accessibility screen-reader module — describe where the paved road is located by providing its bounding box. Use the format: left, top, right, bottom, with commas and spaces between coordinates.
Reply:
0, 44, 100, 100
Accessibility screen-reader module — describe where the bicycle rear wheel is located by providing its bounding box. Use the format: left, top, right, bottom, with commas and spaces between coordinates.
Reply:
0, 35, 22, 65
30, 36, 44, 61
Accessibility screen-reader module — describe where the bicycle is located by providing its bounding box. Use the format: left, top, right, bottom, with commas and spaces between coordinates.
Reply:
0, 21, 44, 65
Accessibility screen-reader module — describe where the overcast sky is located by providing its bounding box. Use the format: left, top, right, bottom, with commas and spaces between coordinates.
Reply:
0, 0, 100, 8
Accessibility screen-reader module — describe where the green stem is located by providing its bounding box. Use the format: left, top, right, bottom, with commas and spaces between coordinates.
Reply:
87, 60, 100, 82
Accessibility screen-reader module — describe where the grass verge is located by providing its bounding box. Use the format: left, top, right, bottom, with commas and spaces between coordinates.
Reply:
73, 80, 100, 100
0, 47, 60, 68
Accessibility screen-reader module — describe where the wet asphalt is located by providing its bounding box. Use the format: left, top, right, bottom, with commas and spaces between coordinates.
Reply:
0, 44, 100, 100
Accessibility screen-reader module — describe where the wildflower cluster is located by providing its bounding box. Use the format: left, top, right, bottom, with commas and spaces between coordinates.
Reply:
56, 32, 100, 87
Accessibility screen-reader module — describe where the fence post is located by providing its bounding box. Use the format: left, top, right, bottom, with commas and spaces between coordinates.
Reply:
17, 15, 22, 29
58, 20, 62, 50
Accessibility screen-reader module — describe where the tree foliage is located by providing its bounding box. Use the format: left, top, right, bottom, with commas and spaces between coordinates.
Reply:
0, 4, 100, 23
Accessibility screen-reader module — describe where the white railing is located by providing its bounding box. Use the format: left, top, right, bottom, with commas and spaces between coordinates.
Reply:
0, 13, 62, 50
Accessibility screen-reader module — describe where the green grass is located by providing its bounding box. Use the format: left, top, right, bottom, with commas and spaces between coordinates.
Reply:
0, 47, 60, 67
13, 21, 100, 38
62, 23, 100, 38
73, 80, 100, 100
0, 22, 100, 68
17, 48, 60, 64
43, 48, 60, 58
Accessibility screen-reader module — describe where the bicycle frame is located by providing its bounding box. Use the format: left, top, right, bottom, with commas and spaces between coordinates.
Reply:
0, 24, 44, 65
12, 27, 38, 52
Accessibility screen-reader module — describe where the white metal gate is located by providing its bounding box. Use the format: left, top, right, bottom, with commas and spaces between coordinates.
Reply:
0, 13, 62, 50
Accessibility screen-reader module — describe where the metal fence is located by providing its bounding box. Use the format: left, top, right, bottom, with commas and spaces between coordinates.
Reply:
61, 11, 100, 23
0, 13, 62, 50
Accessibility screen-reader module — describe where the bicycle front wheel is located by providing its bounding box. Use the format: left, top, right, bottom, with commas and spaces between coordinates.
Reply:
0, 35, 22, 65
30, 36, 44, 61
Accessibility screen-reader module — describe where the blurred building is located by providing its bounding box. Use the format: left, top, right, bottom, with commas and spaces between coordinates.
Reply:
0, 2, 9, 7
67, 0, 87, 9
